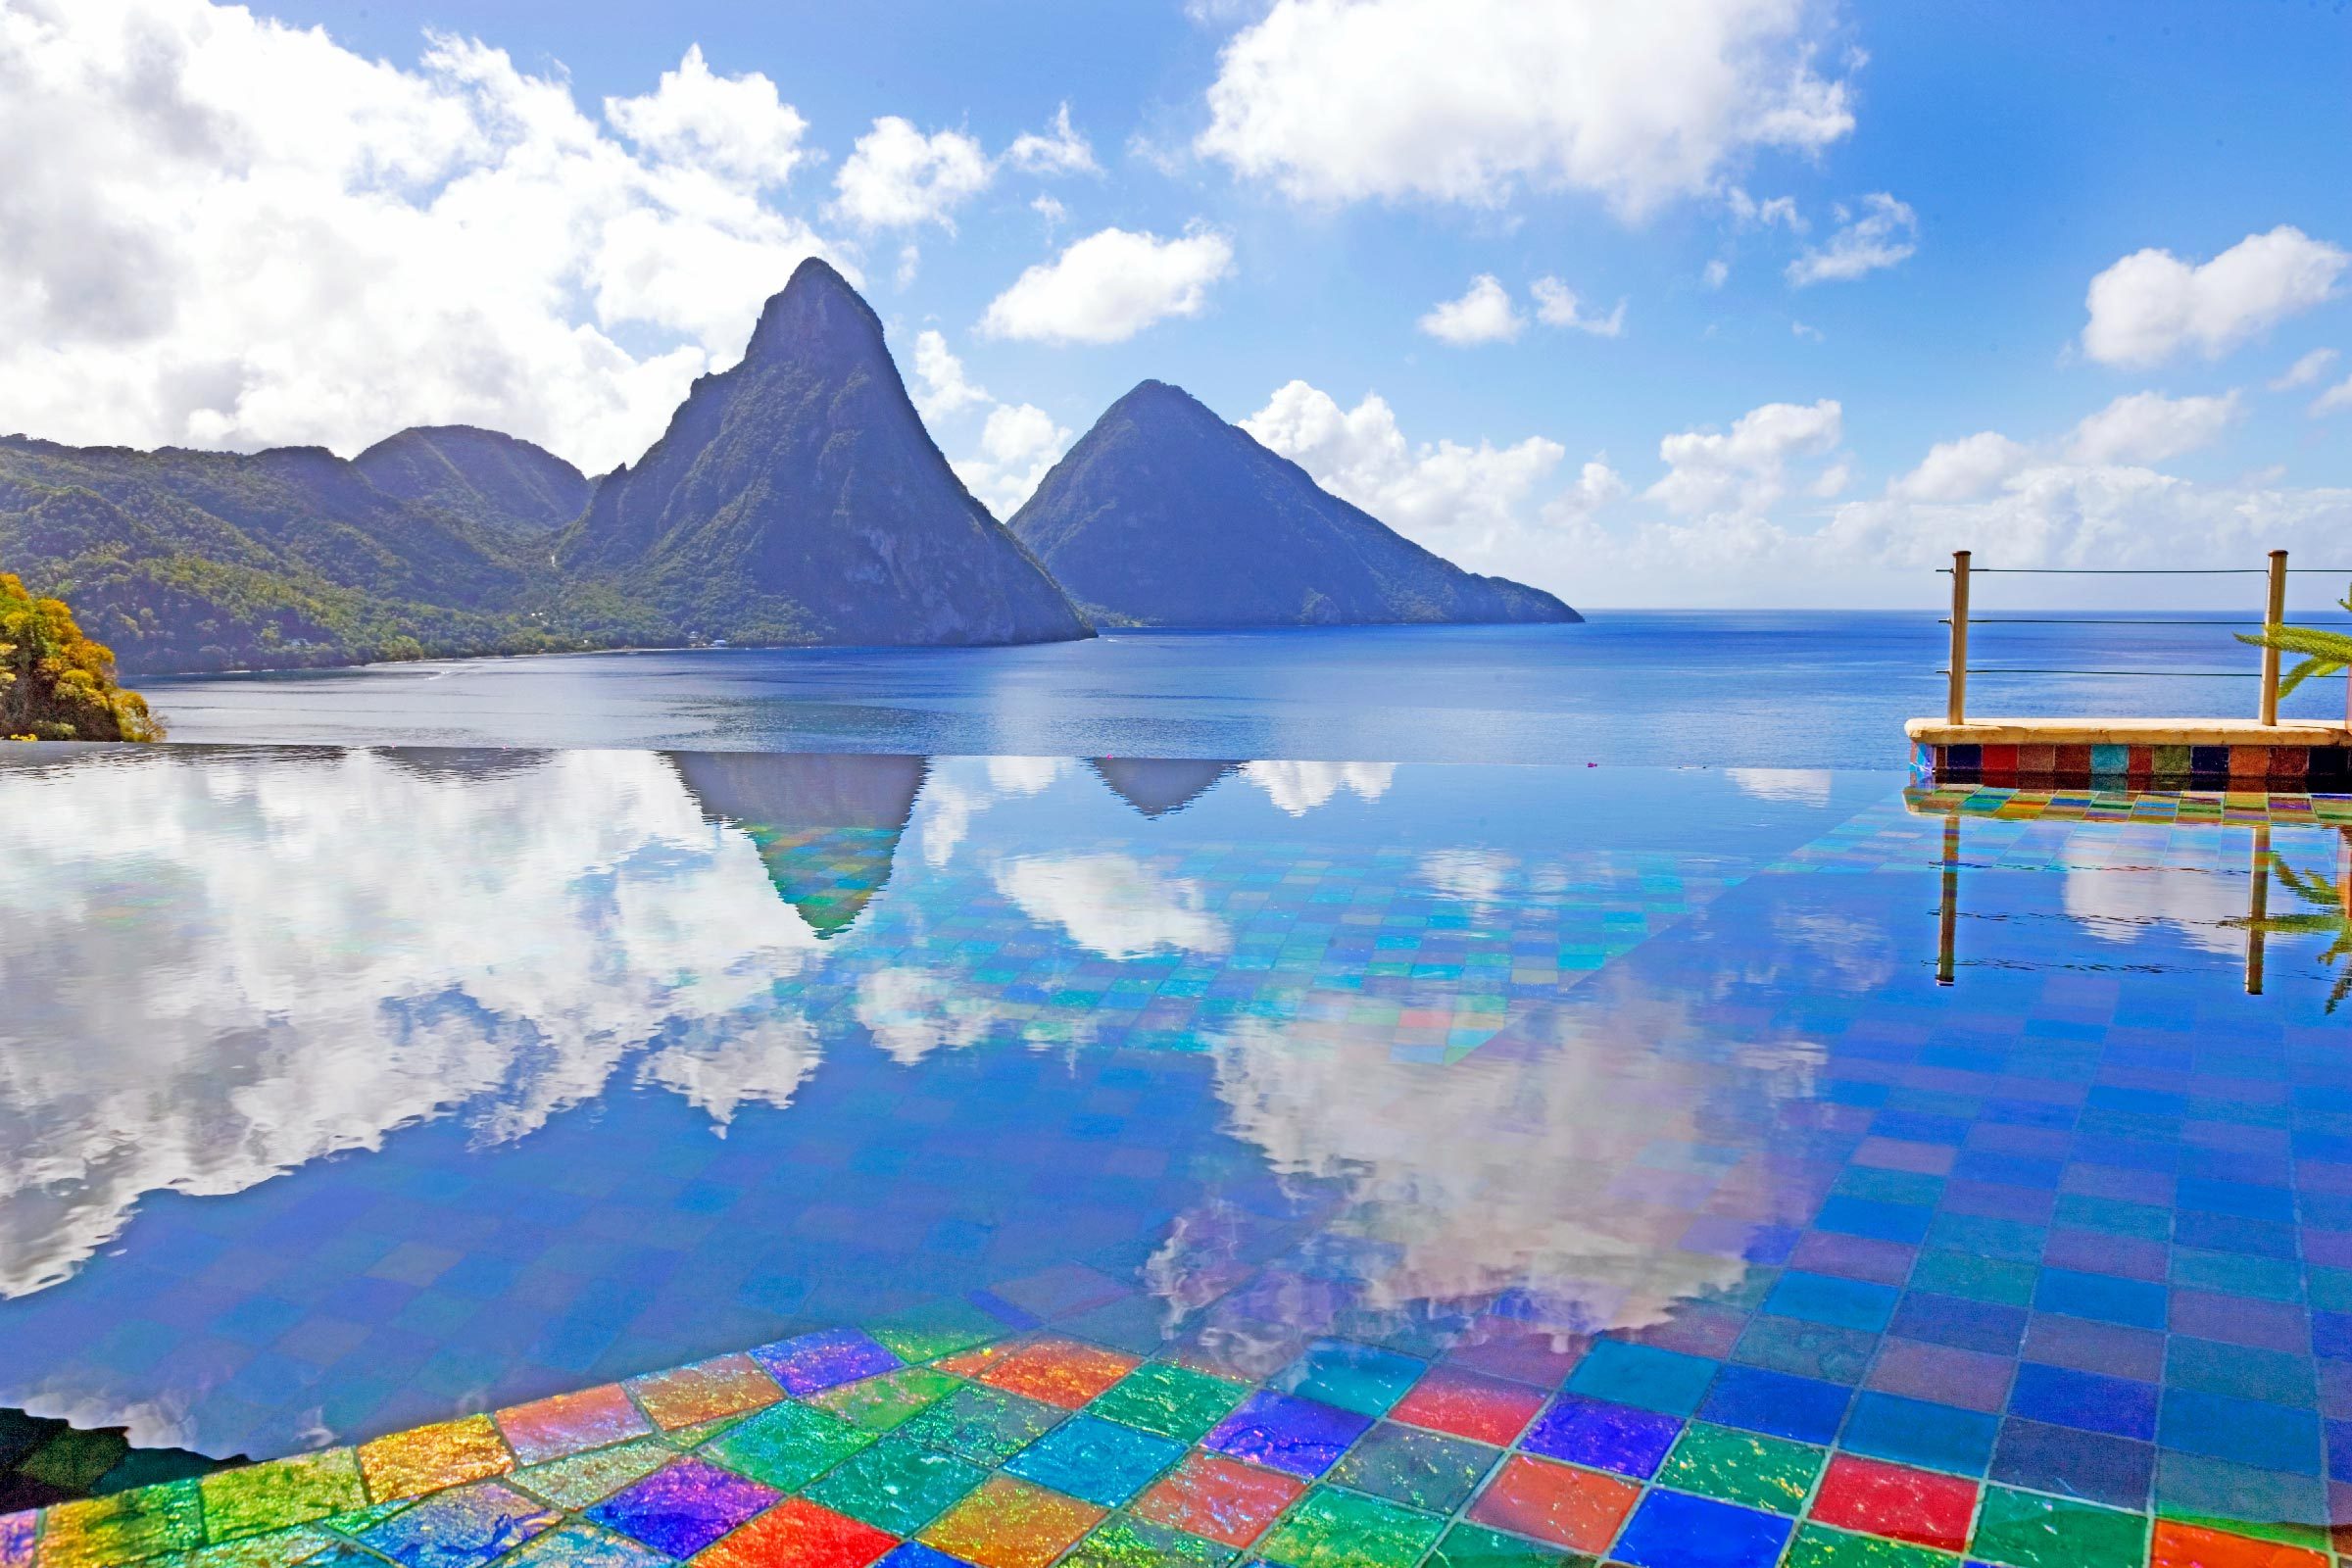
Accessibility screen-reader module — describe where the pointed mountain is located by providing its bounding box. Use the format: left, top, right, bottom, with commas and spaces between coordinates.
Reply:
1090, 758, 1240, 818
1008, 381, 1579, 628
353, 425, 591, 540
668, 752, 928, 937
562, 259, 1090, 647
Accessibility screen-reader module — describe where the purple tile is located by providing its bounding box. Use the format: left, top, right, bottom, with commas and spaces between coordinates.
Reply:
2020, 1314, 2165, 1382
2170, 1291, 2310, 1353
0, 1509, 31, 1568
1202, 1389, 1370, 1478
2042, 1229, 2167, 1283
748, 1327, 902, 1396
1788, 1232, 1914, 1286
1866, 1337, 2015, 1414
585, 1458, 779, 1558
1521, 1394, 1682, 1478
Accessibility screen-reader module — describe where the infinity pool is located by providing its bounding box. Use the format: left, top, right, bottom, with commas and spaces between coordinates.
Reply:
1, 747, 2344, 1566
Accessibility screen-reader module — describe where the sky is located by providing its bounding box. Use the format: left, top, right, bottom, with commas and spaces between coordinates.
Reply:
2, 0, 2348, 608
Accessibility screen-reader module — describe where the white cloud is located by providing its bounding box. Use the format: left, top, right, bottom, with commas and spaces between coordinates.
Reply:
2273, 347, 2339, 390
830, 116, 992, 230
0, 1, 841, 471
1196, 0, 1854, 217
1531, 276, 1627, 336
1790, 319, 1823, 341
1418, 274, 1524, 345
895, 243, 920, 288
2082, 225, 2349, 368
909, 328, 990, 422
1243, 380, 1573, 555
1786, 192, 1917, 285
2316, 376, 2352, 417
1891, 431, 2030, 502
1646, 399, 1843, 518
1004, 103, 1100, 175
1031, 193, 1068, 233
950, 401, 1073, 516
603, 43, 809, 186
1702, 259, 1731, 290
979, 225, 1235, 344
2066, 389, 2240, 465
1728, 188, 1807, 232
1240, 760, 1396, 815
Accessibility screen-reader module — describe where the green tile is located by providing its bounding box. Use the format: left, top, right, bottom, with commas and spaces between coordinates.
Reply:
1656, 1421, 1824, 1515
1254, 1485, 1446, 1568
805, 1432, 985, 1536
1908, 1249, 2037, 1307
35, 1480, 205, 1567
198, 1448, 367, 1542
508, 1438, 674, 1509
1327, 1423, 1498, 1514
162, 1524, 341, 1567
1834, 1166, 1944, 1206
701, 1398, 874, 1491
2307, 1265, 2352, 1313
1427, 1522, 1589, 1567
2153, 1452, 2328, 1549
808, 1366, 962, 1432
1734, 1316, 1876, 1384
1786, 1522, 1958, 1568
1087, 1362, 1249, 1444
1061, 1516, 1236, 1566
898, 1383, 1063, 1465
867, 1299, 1005, 1363
1969, 1485, 2147, 1568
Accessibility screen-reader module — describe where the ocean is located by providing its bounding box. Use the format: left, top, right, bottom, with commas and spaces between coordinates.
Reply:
137, 612, 2349, 767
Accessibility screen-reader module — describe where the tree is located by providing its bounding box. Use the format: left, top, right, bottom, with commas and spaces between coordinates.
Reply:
2239, 594, 2352, 714
0, 571, 165, 741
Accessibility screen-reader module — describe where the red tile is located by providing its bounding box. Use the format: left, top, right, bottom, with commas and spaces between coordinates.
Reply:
2273, 748, 2310, 780
2017, 744, 2058, 775
2151, 1518, 2327, 1568
1131, 1452, 1301, 1548
2128, 745, 2154, 775
1982, 745, 2019, 775
938, 1338, 1138, 1408
1388, 1366, 1546, 1446
698, 1496, 897, 1568
1808, 1454, 1976, 1552
2055, 745, 2094, 776
1466, 1454, 1639, 1554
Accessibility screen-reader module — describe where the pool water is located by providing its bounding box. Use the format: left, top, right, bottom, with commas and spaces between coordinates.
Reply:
1, 746, 2347, 1566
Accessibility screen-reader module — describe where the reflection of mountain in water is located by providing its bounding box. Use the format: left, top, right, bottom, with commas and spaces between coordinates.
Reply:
1089, 758, 1241, 818
669, 753, 927, 937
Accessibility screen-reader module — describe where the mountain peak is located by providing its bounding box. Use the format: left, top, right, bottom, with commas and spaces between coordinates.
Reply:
742, 256, 882, 366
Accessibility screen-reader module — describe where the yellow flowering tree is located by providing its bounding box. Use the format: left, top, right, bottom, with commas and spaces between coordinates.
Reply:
1, 571, 165, 741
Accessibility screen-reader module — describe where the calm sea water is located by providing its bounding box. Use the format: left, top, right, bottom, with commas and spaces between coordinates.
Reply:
140, 612, 2352, 766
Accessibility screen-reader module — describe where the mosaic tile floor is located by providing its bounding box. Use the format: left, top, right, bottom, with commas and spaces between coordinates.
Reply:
8, 757, 2352, 1566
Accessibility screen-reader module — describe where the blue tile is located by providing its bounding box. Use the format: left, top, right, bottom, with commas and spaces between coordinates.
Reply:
1814, 1197, 1934, 1246
2007, 1362, 2158, 1441
2158, 1389, 2324, 1475
1001, 1414, 1184, 1506
1613, 1489, 1792, 1568
1888, 1293, 2026, 1355
1520, 1395, 1683, 1479
1840, 1392, 1998, 1476
1762, 1272, 1897, 1334
1698, 1366, 1848, 1445
1568, 1341, 1721, 1415
1989, 1417, 2153, 1511
2033, 1269, 2167, 1331
362, 1482, 560, 1568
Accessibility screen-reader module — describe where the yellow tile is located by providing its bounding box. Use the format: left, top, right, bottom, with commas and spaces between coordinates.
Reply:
357, 1413, 514, 1503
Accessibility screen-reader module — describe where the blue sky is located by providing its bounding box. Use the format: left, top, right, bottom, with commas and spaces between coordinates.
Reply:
4, 0, 2347, 605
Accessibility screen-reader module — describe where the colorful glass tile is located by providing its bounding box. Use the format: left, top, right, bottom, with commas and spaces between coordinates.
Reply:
998, 1414, 1182, 1506
196, 1448, 368, 1542
1519, 1393, 1683, 1478
917, 1475, 1102, 1568
1809, 1454, 1978, 1553
358, 1480, 560, 1568
1613, 1488, 1794, 1568
942, 1340, 1139, 1410
1252, 1483, 1446, 1567
1130, 1451, 1302, 1548
1464, 1453, 1640, 1555
1085, 1362, 1249, 1444
582, 1456, 780, 1558
1325, 1421, 1498, 1513
1655, 1420, 1825, 1514
495, 1384, 651, 1466
1200, 1390, 1368, 1479
694, 1496, 899, 1568
810, 1368, 963, 1434
805, 1433, 986, 1536
701, 1398, 877, 1491
753, 1329, 906, 1397
625, 1354, 785, 1431
1387, 1367, 1546, 1446
358, 1416, 515, 1505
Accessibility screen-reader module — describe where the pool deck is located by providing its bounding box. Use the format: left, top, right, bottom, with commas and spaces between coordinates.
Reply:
1907, 718, 2352, 747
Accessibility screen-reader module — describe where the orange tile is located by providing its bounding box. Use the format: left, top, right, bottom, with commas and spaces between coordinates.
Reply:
1130, 1451, 1302, 1548
495, 1382, 651, 1465
627, 1353, 784, 1430
1465, 1454, 1639, 1555
696, 1496, 898, 1568
2152, 1520, 2328, 1568
357, 1413, 514, 1503
938, 1338, 1138, 1409
918, 1476, 1103, 1568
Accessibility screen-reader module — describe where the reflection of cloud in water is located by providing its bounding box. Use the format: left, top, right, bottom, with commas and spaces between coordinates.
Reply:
2061, 850, 2247, 956
994, 852, 1231, 960
1155, 972, 1822, 1371
1726, 768, 1834, 807
1242, 760, 1396, 815
0, 750, 822, 1297
1416, 849, 1517, 914
920, 756, 1067, 867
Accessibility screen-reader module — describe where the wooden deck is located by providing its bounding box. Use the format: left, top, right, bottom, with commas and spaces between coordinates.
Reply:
1906, 716, 2352, 748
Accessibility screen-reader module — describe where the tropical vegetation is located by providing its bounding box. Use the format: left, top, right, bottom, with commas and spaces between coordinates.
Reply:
0, 571, 163, 741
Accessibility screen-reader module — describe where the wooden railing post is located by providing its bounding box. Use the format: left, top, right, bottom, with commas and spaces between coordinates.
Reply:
2261, 549, 2288, 726
1947, 551, 1971, 725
